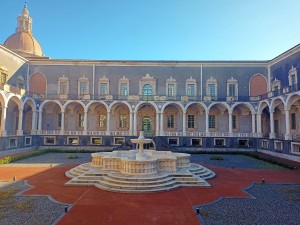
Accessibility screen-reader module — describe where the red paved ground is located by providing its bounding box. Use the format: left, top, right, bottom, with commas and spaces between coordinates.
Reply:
1, 164, 300, 225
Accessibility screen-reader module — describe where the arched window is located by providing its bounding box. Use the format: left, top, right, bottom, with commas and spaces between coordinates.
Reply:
249, 74, 267, 96
142, 116, 152, 131
143, 84, 153, 96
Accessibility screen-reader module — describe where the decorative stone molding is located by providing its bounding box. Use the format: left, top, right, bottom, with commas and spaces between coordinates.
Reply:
139, 74, 156, 96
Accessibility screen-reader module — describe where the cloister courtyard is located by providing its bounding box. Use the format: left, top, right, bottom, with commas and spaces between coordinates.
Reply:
0, 151, 300, 225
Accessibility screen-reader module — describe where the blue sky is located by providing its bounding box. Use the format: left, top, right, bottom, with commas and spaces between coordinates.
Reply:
1, 0, 300, 60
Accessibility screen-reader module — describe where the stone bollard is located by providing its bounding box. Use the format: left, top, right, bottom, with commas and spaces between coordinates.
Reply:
65, 205, 68, 213
13, 176, 16, 181
196, 207, 200, 215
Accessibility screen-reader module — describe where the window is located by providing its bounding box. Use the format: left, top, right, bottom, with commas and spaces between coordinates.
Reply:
99, 114, 106, 128
166, 76, 177, 97
209, 115, 215, 129
78, 76, 89, 97
99, 76, 110, 97
228, 84, 235, 97
187, 84, 195, 96
186, 77, 197, 97
68, 137, 79, 145
288, 66, 298, 91
119, 115, 127, 128
274, 120, 279, 134
168, 84, 175, 97
44, 136, 56, 145
208, 84, 216, 97
58, 75, 69, 96
232, 115, 237, 130
143, 84, 153, 96
168, 138, 179, 146
100, 83, 108, 96
91, 137, 102, 145
120, 83, 128, 96
60, 82, 68, 95
80, 82, 88, 95
271, 78, 281, 96
58, 113, 62, 128
0, 70, 7, 84
188, 115, 195, 128
78, 114, 84, 127
167, 115, 174, 128
291, 113, 296, 130
206, 77, 218, 99
114, 137, 125, 145
226, 77, 238, 99
17, 76, 25, 89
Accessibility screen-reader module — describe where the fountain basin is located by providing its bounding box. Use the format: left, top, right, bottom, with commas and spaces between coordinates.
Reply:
92, 150, 185, 175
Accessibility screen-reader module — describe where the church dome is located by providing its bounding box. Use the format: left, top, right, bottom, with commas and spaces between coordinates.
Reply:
4, 32, 43, 57
3, 5, 44, 57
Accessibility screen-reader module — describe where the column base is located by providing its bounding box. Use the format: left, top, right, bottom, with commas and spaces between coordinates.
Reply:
269, 133, 276, 139
31, 130, 37, 135
0, 130, 7, 137
285, 134, 292, 140
17, 130, 23, 136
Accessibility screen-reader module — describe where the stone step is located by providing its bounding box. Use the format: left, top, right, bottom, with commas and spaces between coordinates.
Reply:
95, 183, 180, 193
106, 172, 170, 182
97, 179, 178, 190
102, 175, 174, 186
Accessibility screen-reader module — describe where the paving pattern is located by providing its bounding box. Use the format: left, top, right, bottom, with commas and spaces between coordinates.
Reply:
0, 153, 299, 225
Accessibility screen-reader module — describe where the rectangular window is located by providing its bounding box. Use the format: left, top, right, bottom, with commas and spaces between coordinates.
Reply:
208, 84, 215, 97
58, 113, 62, 128
120, 83, 128, 96
229, 84, 235, 97
168, 84, 175, 97
119, 115, 127, 128
91, 137, 102, 145
187, 84, 195, 96
60, 81, 68, 95
100, 83, 108, 96
114, 137, 125, 145
80, 82, 88, 95
209, 115, 215, 129
1, 72, 7, 84
99, 114, 106, 128
188, 115, 195, 128
167, 115, 174, 128
78, 114, 84, 127
274, 120, 279, 134
232, 115, 237, 129
291, 113, 296, 130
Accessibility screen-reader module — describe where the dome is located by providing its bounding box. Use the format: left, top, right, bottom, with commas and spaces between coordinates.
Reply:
3, 5, 44, 58
4, 32, 43, 57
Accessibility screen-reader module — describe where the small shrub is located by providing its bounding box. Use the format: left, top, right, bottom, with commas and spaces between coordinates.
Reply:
15, 198, 34, 212
210, 155, 224, 160
0, 156, 12, 165
67, 154, 78, 159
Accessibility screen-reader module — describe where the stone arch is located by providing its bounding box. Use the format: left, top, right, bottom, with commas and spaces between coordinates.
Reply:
231, 102, 255, 133
134, 101, 159, 114
109, 101, 132, 114
135, 102, 158, 135
109, 101, 131, 132
22, 98, 36, 134
249, 74, 267, 96
86, 101, 109, 131
29, 72, 47, 96
286, 93, 300, 110
41, 101, 64, 131
6, 95, 22, 135
207, 102, 230, 132
185, 102, 207, 132
161, 102, 184, 113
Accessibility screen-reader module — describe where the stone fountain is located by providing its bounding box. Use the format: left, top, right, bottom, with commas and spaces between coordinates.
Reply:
65, 131, 215, 193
